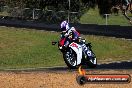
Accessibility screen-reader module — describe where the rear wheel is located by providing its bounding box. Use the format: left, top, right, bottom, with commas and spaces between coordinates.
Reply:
86, 50, 97, 68
63, 49, 78, 69
87, 57, 97, 68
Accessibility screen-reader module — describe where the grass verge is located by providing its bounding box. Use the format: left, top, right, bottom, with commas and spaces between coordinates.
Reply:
80, 8, 131, 26
0, 26, 132, 69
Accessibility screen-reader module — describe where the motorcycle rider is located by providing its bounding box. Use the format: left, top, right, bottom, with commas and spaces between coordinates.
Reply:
59, 20, 91, 58
59, 20, 80, 48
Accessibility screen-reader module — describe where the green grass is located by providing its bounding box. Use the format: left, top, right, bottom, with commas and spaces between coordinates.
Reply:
0, 27, 64, 69
83, 35, 132, 61
0, 26, 132, 69
80, 8, 131, 26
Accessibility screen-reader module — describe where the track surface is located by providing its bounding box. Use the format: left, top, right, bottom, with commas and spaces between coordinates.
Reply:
0, 61, 132, 88
2, 60, 131, 72
46, 61, 132, 72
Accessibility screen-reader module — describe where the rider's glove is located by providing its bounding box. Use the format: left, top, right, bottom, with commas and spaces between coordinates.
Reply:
64, 33, 68, 37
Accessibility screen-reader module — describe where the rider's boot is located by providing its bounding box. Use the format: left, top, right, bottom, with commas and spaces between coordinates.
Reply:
82, 44, 89, 58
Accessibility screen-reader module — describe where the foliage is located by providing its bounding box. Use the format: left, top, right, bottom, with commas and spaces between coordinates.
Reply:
0, 0, 130, 23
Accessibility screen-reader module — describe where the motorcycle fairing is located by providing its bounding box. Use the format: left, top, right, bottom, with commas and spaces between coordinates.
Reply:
59, 38, 66, 46
69, 42, 82, 65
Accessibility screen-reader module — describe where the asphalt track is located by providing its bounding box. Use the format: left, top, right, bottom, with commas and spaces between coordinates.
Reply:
46, 60, 132, 71
1, 60, 132, 72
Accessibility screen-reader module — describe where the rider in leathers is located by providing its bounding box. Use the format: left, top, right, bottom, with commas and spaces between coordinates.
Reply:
59, 21, 90, 58
59, 20, 80, 48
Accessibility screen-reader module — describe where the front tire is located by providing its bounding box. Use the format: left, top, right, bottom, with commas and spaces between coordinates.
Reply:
63, 49, 78, 69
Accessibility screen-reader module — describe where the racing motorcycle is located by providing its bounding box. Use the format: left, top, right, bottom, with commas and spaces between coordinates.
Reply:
52, 34, 97, 69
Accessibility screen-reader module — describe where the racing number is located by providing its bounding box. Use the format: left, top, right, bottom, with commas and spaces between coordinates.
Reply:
70, 43, 78, 49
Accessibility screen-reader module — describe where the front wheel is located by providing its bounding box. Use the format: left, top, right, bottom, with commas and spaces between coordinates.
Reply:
63, 49, 78, 69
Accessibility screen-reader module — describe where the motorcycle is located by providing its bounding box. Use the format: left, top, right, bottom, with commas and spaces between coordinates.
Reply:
52, 35, 97, 69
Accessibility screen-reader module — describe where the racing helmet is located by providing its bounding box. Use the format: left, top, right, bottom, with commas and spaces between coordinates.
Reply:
60, 20, 69, 31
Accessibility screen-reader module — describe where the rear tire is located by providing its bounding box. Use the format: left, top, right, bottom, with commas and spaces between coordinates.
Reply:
87, 57, 97, 68
86, 51, 97, 68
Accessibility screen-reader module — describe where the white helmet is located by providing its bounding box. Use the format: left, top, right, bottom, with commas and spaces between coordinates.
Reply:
60, 20, 69, 31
